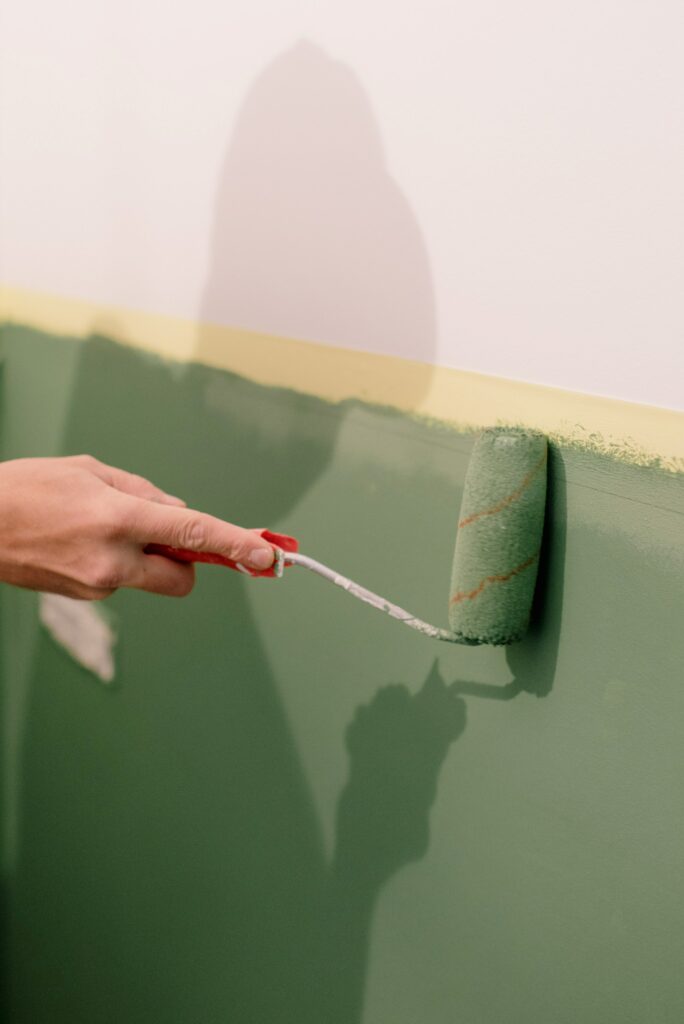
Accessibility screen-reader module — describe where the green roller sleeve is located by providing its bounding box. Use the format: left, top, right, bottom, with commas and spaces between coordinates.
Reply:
448, 429, 548, 645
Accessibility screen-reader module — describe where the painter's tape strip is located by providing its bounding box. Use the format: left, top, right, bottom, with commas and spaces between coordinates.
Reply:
2, 285, 682, 472
39, 593, 117, 683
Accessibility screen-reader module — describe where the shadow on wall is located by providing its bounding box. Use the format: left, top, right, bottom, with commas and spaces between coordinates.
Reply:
8, 43, 568, 1024
197, 41, 450, 1019
198, 39, 437, 372
194, 39, 564, 1019
7, 43, 569, 1024
9, 42, 462, 1024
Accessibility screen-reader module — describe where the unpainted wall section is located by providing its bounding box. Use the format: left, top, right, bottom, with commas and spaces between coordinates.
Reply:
2, 5, 683, 405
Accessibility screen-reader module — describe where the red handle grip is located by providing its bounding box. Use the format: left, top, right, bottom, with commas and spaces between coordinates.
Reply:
145, 529, 299, 578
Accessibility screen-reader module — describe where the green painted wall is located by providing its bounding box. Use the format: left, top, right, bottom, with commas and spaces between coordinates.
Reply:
1, 327, 683, 1023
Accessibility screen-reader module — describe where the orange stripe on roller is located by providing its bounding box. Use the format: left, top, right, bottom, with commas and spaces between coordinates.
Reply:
450, 552, 539, 606
458, 450, 547, 529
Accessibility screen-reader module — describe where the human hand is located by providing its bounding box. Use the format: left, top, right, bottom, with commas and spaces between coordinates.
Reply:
0, 455, 274, 600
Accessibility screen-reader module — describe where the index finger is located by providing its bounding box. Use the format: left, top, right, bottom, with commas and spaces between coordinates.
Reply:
122, 498, 275, 571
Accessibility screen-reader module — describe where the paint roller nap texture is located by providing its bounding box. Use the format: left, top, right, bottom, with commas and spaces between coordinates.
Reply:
448, 429, 548, 645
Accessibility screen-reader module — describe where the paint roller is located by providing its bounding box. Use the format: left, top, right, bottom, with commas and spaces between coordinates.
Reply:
148, 428, 548, 646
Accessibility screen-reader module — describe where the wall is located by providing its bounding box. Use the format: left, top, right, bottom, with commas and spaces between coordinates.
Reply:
2, 2, 684, 1022
1, 1, 683, 406
1, 329, 683, 1024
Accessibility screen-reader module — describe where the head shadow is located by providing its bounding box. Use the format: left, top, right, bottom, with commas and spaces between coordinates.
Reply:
194, 39, 438, 523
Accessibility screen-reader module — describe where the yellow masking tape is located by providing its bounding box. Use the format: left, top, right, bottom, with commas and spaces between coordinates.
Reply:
1, 284, 682, 472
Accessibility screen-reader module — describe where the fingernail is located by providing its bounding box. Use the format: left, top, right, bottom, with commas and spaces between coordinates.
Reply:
247, 547, 274, 570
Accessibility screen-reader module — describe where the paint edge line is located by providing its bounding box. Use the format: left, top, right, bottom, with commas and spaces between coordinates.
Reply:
1, 284, 682, 473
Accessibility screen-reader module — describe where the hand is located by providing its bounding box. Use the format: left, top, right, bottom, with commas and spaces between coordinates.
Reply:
0, 455, 274, 599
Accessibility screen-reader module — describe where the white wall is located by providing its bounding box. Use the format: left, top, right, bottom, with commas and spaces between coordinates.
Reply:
1, 0, 682, 409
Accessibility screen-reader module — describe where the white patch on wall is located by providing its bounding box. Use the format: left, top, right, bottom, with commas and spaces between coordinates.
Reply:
39, 593, 117, 684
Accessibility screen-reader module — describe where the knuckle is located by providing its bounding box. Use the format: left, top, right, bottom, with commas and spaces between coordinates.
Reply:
93, 509, 120, 542
99, 499, 134, 541
178, 516, 208, 551
72, 453, 99, 469
87, 558, 124, 592
233, 542, 254, 565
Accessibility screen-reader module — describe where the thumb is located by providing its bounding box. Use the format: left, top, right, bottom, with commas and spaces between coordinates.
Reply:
124, 499, 275, 571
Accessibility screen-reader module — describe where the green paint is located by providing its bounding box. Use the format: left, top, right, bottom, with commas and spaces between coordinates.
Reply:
346, 407, 684, 477
1, 327, 683, 1023
448, 428, 547, 644
0, 332, 85, 884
